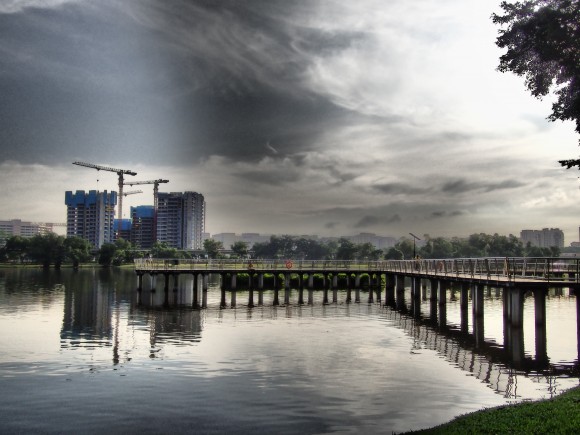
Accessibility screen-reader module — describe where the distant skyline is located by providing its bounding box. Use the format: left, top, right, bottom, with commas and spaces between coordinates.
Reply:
1, 1, 579, 243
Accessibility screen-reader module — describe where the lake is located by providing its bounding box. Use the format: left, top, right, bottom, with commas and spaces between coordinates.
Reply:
0, 267, 578, 434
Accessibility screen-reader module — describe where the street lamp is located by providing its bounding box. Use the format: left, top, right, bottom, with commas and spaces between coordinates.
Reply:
409, 233, 421, 258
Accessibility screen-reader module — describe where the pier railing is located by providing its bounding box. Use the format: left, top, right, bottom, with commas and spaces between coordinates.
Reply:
384, 257, 580, 283
134, 257, 580, 283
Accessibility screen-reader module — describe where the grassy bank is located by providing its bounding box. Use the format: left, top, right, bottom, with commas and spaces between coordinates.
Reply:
406, 385, 580, 434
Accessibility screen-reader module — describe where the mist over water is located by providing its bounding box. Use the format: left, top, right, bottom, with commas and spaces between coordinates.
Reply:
0, 267, 578, 434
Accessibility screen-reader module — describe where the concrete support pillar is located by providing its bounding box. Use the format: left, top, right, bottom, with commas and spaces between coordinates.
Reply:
164, 274, 170, 293
332, 275, 338, 289
248, 289, 254, 308
503, 287, 510, 318
439, 301, 447, 330
576, 288, 580, 365
368, 287, 374, 303
430, 279, 438, 301
346, 287, 352, 303
355, 274, 361, 287
395, 275, 405, 311
411, 277, 421, 301
258, 290, 264, 305
258, 273, 264, 290
534, 288, 548, 365
173, 274, 178, 292
385, 274, 395, 306
504, 320, 525, 368
355, 288, 360, 303
460, 283, 469, 310
298, 285, 304, 304
273, 288, 280, 306
220, 288, 227, 308
308, 274, 314, 289
285, 273, 290, 291
323, 287, 329, 304
473, 315, 485, 348
430, 295, 438, 322
137, 274, 143, 291
509, 288, 525, 328
231, 290, 237, 308
284, 284, 291, 305
422, 283, 428, 301
438, 281, 446, 306
202, 274, 208, 308
231, 273, 237, 290
333, 287, 338, 303
192, 274, 199, 308
308, 289, 314, 305
472, 284, 484, 319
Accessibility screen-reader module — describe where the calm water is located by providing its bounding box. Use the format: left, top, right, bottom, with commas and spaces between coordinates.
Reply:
0, 267, 579, 434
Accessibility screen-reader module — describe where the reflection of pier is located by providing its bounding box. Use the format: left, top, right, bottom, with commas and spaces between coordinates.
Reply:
135, 257, 580, 374
383, 306, 562, 399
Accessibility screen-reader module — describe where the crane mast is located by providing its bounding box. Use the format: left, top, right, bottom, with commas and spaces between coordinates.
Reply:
72, 161, 137, 237
124, 179, 169, 242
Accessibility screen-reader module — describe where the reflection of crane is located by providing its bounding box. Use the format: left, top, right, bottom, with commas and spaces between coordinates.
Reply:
72, 161, 137, 229
123, 179, 169, 242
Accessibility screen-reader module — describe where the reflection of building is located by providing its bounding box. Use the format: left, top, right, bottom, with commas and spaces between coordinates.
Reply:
60, 271, 113, 346
157, 192, 205, 249
520, 228, 564, 248
65, 190, 117, 248
0, 219, 54, 238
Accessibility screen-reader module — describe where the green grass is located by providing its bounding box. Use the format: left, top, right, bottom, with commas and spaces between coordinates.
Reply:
406, 385, 580, 434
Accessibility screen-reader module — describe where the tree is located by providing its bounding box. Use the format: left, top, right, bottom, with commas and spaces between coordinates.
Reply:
28, 233, 66, 268
151, 241, 179, 259
2, 236, 30, 263
231, 241, 249, 258
492, 1, 580, 154
203, 239, 224, 259
64, 236, 92, 268
98, 243, 117, 267
336, 238, 358, 260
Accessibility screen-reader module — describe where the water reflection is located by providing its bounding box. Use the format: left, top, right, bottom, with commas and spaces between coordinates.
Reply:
1, 267, 579, 429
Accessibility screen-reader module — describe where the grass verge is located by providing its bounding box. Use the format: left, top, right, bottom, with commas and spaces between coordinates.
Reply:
406, 385, 580, 434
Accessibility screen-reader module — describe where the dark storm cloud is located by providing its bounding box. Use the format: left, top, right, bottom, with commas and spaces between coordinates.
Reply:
372, 182, 431, 195
429, 210, 464, 219
441, 178, 525, 195
0, 0, 373, 166
354, 213, 401, 228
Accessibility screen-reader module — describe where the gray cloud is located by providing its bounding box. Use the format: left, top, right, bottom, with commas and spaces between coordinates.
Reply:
441, 178, 525, 195
0, 0, 578, 242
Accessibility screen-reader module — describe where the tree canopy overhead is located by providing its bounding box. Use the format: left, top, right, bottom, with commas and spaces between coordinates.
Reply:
492, 0, 580, 156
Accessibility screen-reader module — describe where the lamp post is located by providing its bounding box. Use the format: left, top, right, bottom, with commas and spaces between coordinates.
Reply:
409, 233, 421, 258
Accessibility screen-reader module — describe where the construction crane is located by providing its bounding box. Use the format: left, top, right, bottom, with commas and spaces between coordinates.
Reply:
123, 179, 169, 242
72, 161, 137, 228
122, 190, 143, 197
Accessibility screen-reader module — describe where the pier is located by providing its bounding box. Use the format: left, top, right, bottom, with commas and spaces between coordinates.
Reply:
135, 256, 580, 365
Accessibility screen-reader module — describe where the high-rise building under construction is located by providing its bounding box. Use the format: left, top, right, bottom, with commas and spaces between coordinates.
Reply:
156, 192, 205, 250
65, 190, 117, 248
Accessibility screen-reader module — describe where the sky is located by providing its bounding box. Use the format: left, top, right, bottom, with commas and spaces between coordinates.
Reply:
1, 0, 579, 243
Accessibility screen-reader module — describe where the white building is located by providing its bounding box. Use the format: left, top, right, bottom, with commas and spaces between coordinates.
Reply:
157, 191, 205, 249
520, 228, 564, 248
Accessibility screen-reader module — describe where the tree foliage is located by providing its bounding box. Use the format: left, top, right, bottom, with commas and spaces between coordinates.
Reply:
492, 1, 580, 151
203, 239, 224, 259
230, 241, 249, 258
